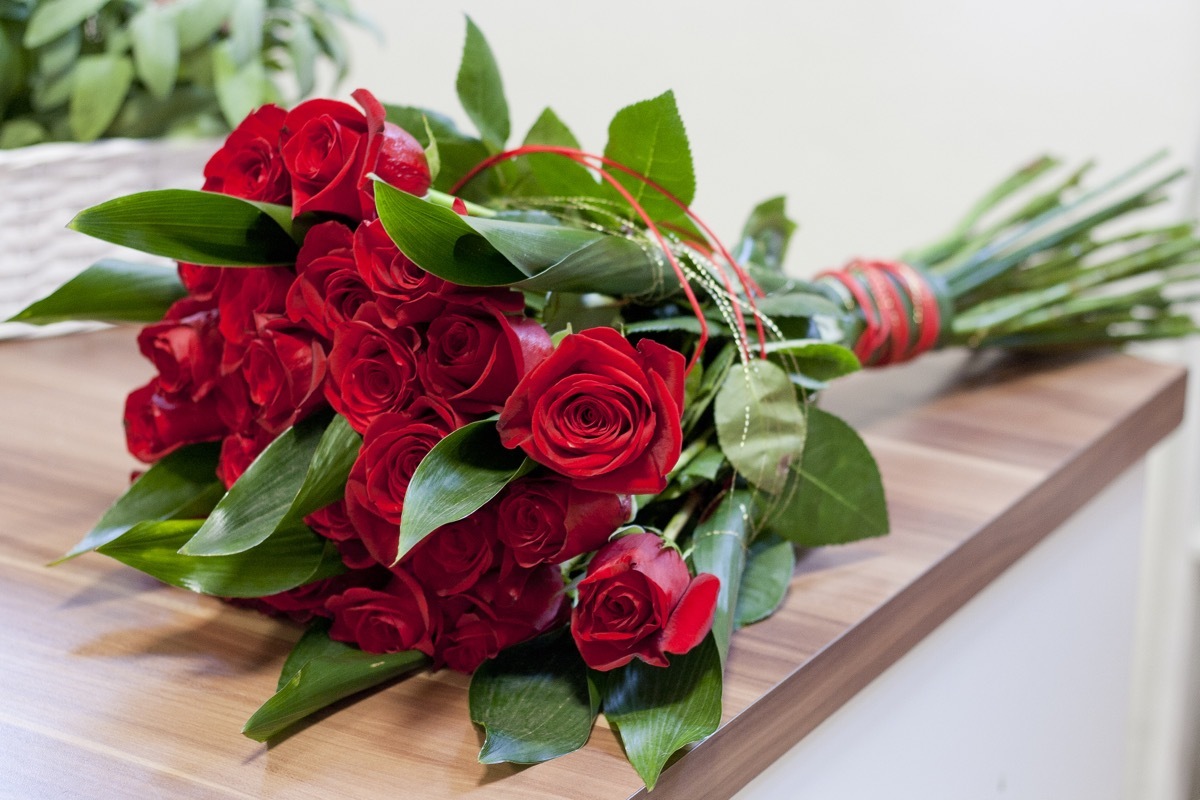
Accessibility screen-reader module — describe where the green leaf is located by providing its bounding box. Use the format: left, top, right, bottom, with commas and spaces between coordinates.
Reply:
603, 90, 695, 225
22, 0, 105, 48
455, 16, 509, 150
734, 533, 794, 629
383, 104, 491, 193
98, 519, 344, 597
287, 21, 318, 97
69, 54, 134, 141
397, 420, 531, 563
245, 631, 428, 741
754, 290, 845, 320
228, 0, 265, 65
471, 630, 598, 764
213, 42, 265, 128
36, 26, 80, 78
421, 116, 440, 184
714, 361, 807, 494
277, 619, 338, 690
130, 5, 178, 101
8, 259, 186, 325
690, 490, 755, 665
69, 189, 298, 266
175, 0, 233, 52
181, 413, 357, 557
374, 182, 670, 298
771, 407, 888, 546
0, 118, 46, 148
765, 340, 861, 381
516, 107, 602, 200
53, 442, 222, 563
601, 633, 722, 790
736, 196, 798, 273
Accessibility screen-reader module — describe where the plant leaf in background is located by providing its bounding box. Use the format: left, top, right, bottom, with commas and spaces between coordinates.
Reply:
770, 406, 889, 546
765, 340, 861, 382
733, 533, 794, 629
600, 634, 723, 790
21, 0, 105, 49
181, 413, 358, 556
714, 361, 807, 495
8, 259, 185, 325
52, 442, 223, 563
129, 4, 178, 101
228, 0, 265, 66
69, 189, 298, 266
244, 623, 428, 742
470, 630, 598, 764
287, 19, 318, 98
213, 40, 266, 129
603, 90, 695, 226
456, 16, 509, 151
69, 53, 134, 141
736, 196, 798, 273
396, 420, 531, 562
516, 107, 603, 201
97, 519, 344, 597
690, 490, 756, 665
174, 0, 234, 51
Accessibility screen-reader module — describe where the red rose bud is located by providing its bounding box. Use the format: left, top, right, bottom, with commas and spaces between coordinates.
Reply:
571, 532, 719, 671
306, 501, 378, 570
352, 88, 431, 217
241, 320, 327, 435
420, 297, 552, 416
496, 475, 631, 567
124, 379, 227, 463
287, 221, 372, 339
325, 307, 424, 433
215, 428, 275, 489
326, 569, 436, 656
280, 98, 369, 218
202, 104, 290, 203
497, 327, 686, 494
136, 300, 224, 403
407, 512, 500, 597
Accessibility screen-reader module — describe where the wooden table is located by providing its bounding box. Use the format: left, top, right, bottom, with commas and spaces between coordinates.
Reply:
0, 329, 1185, 799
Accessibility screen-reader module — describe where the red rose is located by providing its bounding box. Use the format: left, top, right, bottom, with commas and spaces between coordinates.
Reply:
352, 88, 431, 216
280, 98, 369, 218
177, 262, 225, 302
215, 266, 294, 349
420, 297, 552, 416
136, 299, 223, 403
124, 379, 227, 462
241, 319, 327, 434
202, 104, 290, 203
570, 533, 719, 671
325, 307, 424, 433
497, 328, 686, 494
495, 476, 631, 567
244, 570, 388, 624
215, 427, 275, 488
353, 218, 447, 319
306, 501, 376, 570
407, 512, 499, 597
326, 569, 436, 655
287, 221, 372, 339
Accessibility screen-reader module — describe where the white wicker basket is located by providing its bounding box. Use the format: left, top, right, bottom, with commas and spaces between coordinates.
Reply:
0, 138, 217, 338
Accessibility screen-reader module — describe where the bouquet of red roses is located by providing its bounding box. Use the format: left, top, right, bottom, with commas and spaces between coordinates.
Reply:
15, 20, 1199, 790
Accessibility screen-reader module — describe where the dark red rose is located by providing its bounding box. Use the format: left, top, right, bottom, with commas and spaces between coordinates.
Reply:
306, 501, 376, 570
495, 475, 631, 568
326, 568, 436, 655
124, 379, 227, 462
202, 104, 290, 203
177, 262, 225, 302
325, 307, 424, 433
286, 221, 372, 339
280, 98, 369, 218
352, 218, 447, 318
215, 427, 275, 488
137, 300, 223, 403
407, 512, 499, 597
243, 569, 388, 624
216, 266, 294, 350
241, 319, 327, 434
571, 533, 719, 671
497, 327, 686, 494
352, 89, 431, 217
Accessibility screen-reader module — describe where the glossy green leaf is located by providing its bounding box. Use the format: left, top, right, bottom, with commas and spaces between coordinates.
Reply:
690, 490, 756, 665
54, 442, 222, 563
69, 189, 297, 266
397, 420, 531, 563
69, 54, 134, 141
244, 632, 427, 741
714, 361, 807, 494
470, 630, 598, 764
765, 340, 861, 381
8, 259, 186, 325
456, 16, 509, 150
733, 533, 794, 629
772, 407, 889, 546
22, 0, 105, 48
98, 520, 344, 597
603, 90, 695, 225
181, 413, 357, 557
736, 196, 798, 273
517, 107, 602, 200
130, 5, 178, 100
601, 634, 722, 791
214, 42, 265, 128
276, 619, 338, 690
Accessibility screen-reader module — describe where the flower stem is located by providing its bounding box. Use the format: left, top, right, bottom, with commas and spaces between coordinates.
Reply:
662, 493, 702, 543
425, 188, 498, 218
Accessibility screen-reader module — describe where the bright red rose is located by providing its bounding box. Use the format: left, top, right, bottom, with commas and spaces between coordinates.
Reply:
215, 427, 275, 488
202, 104, 290, 203
244, 570, 388, 624
287, 221, 372, 339
241, 320, 327, 434
352, 218, 447, 318
177, 262, 225, 302
326, 569, 436, 655
495, 476, 631, 567
497, 328, 686, 494
407, 512, 499, 597
136, 300, 223, 403
325, 307, 424, 433
352, 88, 431, 217
571, 533, 719, 671
280, 98, 369, 218
124, 379, 227, 462
306, 501, 376, 570
420, 297, 552, 416
215, 266, 294, 350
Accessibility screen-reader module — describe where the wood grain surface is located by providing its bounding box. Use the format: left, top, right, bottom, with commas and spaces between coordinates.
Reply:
0, 329, 1185, 799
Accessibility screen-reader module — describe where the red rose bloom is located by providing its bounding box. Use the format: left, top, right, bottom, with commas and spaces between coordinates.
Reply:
241, 320, 327, 435
353, 218, 448, 321
495, 476, 631, 567
407, 512, 499, 597
124, 379, 227, 462
136, 299, 223, 403
215, 427, 275, 488
352, 88, 431, 217
287, 221, 372, 339
202, 104, 290, 203
215, 266, 294, 350
497, 327, 686, 494
177, 262, 225, 302
280, 98, 369, 218
325, 307, 424, 433
306, 501, 376, 570
571, 533, 719, 671
246, 570, 388, 624
326, 569, 436, 655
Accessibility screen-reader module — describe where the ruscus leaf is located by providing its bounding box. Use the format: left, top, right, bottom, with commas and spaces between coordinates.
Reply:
8, 259, 186, 325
